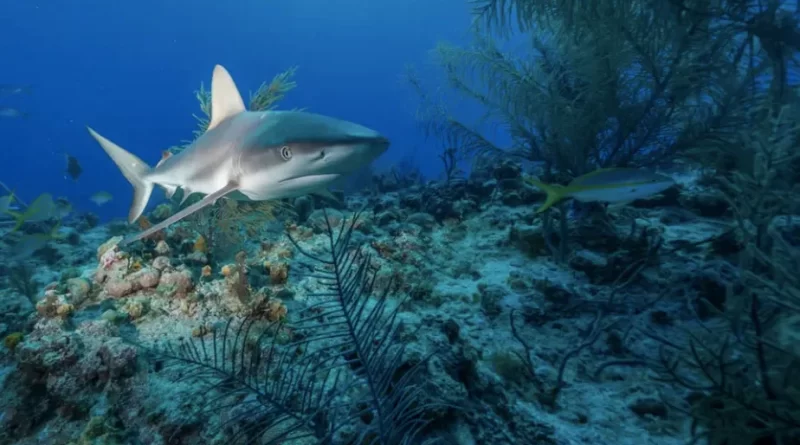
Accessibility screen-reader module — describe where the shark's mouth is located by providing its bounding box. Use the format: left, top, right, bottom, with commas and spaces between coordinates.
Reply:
278, 174, 342, 185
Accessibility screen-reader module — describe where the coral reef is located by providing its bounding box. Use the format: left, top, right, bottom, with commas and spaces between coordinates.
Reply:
4, 147, 795, 443
1, 3, 799, 444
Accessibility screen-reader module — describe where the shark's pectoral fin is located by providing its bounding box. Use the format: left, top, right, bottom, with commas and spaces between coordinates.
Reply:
207, 65, 246, 131
120, 181, 240, 246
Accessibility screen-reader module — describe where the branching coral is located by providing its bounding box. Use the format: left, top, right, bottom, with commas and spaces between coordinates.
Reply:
592, 101, 800, 444
136, 211, 442, 444
248, 66, 298, 112
186, 198, 293, 262
170, 65, 299, 152
413, 0, 790, 178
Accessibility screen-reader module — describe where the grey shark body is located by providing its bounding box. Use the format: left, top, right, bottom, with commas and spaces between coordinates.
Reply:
88, 65, 389, 245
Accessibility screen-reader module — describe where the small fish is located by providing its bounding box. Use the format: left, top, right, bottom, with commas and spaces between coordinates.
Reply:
90, 191, 113, 206
10, 223, 61, 259
65, 154, 82, 180
525, 168, 676, 213
55, 197, 73, 219
6, 193, 61, 231
0, 107, 27, 118
0, 84, 31, 95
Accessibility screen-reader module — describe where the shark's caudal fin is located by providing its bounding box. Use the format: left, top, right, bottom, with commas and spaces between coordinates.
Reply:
207, 65, 246, 131
87, 127, 154, 223
120, 181, 240, 246
525, 177, 567, 213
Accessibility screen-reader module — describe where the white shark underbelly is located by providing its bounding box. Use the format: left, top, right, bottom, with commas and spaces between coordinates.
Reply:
239, 174, 342, 200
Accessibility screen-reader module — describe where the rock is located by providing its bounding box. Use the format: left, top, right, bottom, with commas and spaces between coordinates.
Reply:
492, 160, 522, 181
96, 338, 137, 379
293, 195, 315, 223
568, 249, 608, 279
691, 271, 728, 319
66, 278, 92, 306
130, 268, 161, 289
376, 210, 401, 227
679, 190, 730, 217
442, 319, 460, 344
628, 397, 668, 418
184, 251, 208, 266
158, 268, 194, 298
96, 236, 123, 261
151, 256, 172, 271
154, 240, 171, 256
151, 203, 173, 222
476, 283, 505, 317
104, 278, 135, 299
407, 212, 437, 230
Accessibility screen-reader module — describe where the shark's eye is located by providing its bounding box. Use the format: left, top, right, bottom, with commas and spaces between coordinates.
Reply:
280, 146, 292, 161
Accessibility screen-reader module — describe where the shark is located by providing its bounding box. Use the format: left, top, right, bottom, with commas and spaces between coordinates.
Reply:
88, 64, 390, 246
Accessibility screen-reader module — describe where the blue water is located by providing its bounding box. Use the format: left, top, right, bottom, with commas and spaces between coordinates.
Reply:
0, 0, 472, 221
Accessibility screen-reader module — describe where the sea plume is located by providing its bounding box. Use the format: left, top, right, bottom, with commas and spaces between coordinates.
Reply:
137, 209, 442, 444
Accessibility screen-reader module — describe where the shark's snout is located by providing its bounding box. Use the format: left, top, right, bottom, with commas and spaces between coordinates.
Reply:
337, 134, 390, 170
238, 111, 390, 200
367, 135, 391, 157
282, 134, 389, 181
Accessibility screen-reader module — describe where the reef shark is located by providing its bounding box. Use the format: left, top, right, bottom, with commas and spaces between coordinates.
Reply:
88, 65, 390, 245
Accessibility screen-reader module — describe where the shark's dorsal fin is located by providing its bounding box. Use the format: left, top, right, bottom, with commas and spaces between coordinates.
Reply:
208, 65, 246, 131
120, 181, 239, 246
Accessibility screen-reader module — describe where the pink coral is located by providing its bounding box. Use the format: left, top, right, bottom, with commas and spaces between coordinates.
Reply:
100, 245, 122, 270
130, 269, 161, 289
158, 268, 194, 298
104, 278, 135, 298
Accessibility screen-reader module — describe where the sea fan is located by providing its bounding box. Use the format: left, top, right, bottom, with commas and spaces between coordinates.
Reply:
141, 209, 438, 444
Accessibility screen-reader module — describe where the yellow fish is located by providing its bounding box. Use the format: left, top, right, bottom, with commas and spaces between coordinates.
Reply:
525, 168, 676, 213
10, 222, 62, 259
5, 193, 60, 231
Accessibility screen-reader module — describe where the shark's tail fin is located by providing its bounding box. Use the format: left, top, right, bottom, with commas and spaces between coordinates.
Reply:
87, 127, 154, 223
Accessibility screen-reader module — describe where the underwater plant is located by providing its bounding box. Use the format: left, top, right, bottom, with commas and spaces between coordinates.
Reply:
589, 101, 800, 444
412, 0, 800, 184
8, 261, 39, 305
409, 0, 798, 265
417, 1, 770, 176
414, 5, 800, 442
186, 66, 299, 145
654, 103, 800, 445
137, 211, 441, 444
186, 198, 292, 263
